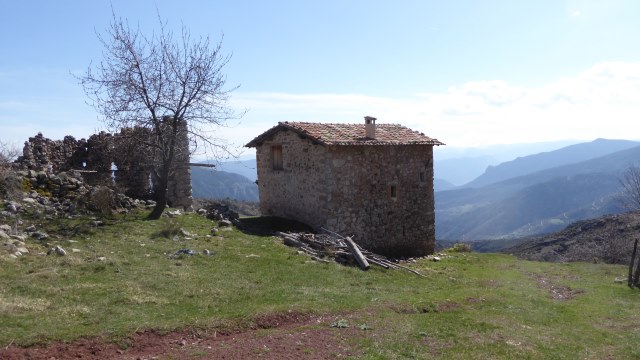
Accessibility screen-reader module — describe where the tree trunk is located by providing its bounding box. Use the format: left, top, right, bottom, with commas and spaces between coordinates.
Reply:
147, 162, 171, 220
629, 239, 638, 288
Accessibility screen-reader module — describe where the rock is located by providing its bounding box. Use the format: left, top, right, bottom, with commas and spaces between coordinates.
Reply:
166, 209, 182, 217
31, 231, 49, 241
22, 198, 36, 204
5, 202, 19, 213
15, 246, 29, 254
218, 220, 232, 227
197, 208, 208, 216
3, 242, 18, 253
72, 248, 81, 253
0, 230, 9, 239
211, 227, 219, 235
432, 256, 441, 262
10, 234, 26, 241
91, 220, 104, 227
97, 256, 107, 261
0, 224, 11, 233
49, 245, 67, 256
25, 224, 36, 232
179, 228, 192, 237
202, 249, 211, 255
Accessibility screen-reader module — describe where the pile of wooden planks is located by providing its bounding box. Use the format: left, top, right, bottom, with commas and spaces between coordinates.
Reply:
276, 230, 426, 277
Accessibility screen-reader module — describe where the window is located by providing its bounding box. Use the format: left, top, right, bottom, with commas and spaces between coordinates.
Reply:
419, 172, 426, 182
390, 185, 397, 199
272, 145, 283, 170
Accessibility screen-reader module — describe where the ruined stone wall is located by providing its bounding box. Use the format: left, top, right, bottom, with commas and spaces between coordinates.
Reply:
255, 134, 436, 257
166, 120, 192, 209
255, 130, 331, 227
16, 125, 192, 210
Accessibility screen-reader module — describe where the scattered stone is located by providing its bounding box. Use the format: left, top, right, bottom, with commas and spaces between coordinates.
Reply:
246, 254, 260, 258
31, 231, 49, 241
179, 228, 192, 237
97, 256, 107, 261
5, 202, 19, 213
22, 198, 36, 204
10, 234, 26, 241
432, 256, 441, 262
0, 224, 11, 233
72, 248, 81, 253
166, 209, 182, 217
218, 220, 232, 227
171, 249, 197, 258
172, 235, 179, 242
211, 227, 219, 235
49, 245, 67, 256
614, 277, 626, 284
202, 249, 212, 255
91, 220, 104, 227
197, 208, 208, 216
15, 246, 29, 254
0, 230, 8, 239
25, 224, 36, 232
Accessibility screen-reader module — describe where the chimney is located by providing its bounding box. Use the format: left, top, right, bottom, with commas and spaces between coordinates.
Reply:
364, 116, 377, 139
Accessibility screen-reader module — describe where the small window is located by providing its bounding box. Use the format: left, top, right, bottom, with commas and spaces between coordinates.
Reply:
419, 172, 426, 182
272, 145, 283, 170
390, 185, 397, 198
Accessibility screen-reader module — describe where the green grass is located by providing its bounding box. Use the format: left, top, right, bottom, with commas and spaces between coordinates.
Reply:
1, 211, 640, 359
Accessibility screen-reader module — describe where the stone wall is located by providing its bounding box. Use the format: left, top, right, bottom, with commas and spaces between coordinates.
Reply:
16, 125, 192, 210
256, 130, 330, 227
255, 130, 436, 257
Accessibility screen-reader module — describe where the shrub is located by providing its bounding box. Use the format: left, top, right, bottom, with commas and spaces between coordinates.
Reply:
447, 243, 472, 253
87, 186, 116, 215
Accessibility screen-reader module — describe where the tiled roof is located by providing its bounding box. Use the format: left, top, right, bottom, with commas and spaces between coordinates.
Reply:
245, 122, 444, 147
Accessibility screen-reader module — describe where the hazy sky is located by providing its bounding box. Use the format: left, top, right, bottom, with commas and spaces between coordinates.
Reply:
2, 0, 640, 157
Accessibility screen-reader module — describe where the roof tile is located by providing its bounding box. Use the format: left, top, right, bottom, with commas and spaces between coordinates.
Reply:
246, 122, 443, 147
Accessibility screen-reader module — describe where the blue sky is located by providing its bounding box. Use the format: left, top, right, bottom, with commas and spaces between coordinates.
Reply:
2, 0, 640, 158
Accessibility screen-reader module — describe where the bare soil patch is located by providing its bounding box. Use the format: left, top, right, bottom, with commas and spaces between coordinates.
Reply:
0, 313, 362, 360
529, 272, 585, 301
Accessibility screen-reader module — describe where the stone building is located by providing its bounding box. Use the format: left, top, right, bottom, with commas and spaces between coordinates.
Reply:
246, 117, 443, 257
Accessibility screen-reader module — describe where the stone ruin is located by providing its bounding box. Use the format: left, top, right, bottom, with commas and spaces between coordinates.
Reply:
14, 124, 192, 210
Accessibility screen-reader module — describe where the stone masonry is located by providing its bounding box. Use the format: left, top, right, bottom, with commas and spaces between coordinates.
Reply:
16, 123, 192, 210
246, 118, 443, 257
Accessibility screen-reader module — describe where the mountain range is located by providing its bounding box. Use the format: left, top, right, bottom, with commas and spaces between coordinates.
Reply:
436, 139, 640, 241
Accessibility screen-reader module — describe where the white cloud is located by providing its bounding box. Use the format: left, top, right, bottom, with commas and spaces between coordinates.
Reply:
4, 62, 639, 155
229, 62, 640, 148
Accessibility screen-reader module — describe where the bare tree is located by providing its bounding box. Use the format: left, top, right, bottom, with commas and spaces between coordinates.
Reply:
619, 165, 640, 211
80, 13, 241, 219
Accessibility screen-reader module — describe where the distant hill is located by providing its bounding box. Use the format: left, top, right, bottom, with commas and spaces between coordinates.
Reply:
504, 211, 640, 265
433, 140, 580, 185
191, 166, 259, 202
215, 159, 257, 181
434, 155, 497, 186
463, 139, 640, 188
434, 178, 456, 192
436, 144, 640, 240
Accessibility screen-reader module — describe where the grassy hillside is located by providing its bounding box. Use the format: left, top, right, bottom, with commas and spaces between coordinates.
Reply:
1, 211, 640, 359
